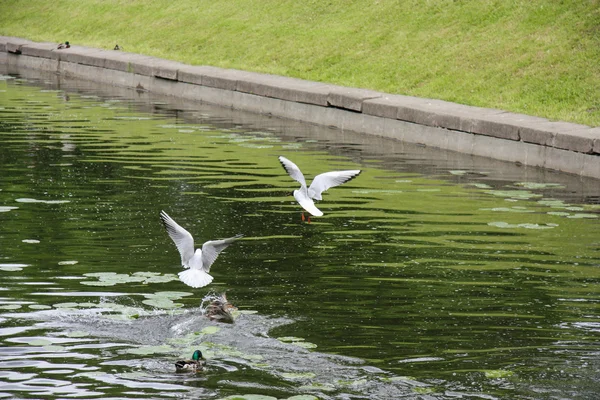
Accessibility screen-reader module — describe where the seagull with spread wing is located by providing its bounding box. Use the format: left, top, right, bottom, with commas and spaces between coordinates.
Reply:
160, 210, 243, 288
278, 156, 361, 222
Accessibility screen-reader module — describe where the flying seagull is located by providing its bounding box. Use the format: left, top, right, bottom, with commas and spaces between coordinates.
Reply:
278, 156, 361, 222
160, 210, 243, 288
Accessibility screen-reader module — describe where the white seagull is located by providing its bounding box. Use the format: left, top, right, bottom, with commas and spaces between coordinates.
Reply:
160, 210, 243, 288
278, 156, 361, 222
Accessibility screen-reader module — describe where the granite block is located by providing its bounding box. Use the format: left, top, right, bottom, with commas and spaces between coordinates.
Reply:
327, 87, 382, 112
152, 59, 186, 80
20, 42, 61, 60
553, 125, 600, 154
6, 38, 32, 54
363, 95, 411, 119
237, 73, 331, 106
57, 46, 107, 68
102, 52, 150, 72
177, 65, 224, 85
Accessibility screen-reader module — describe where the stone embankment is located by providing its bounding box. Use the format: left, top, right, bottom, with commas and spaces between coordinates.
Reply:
1, 36, 598, 178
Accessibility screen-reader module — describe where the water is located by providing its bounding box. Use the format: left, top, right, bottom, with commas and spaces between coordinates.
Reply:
0, 68, 599, 400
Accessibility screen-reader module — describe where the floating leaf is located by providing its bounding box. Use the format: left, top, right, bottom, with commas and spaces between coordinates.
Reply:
0, 263, 29, 272
547, 212, 570, 217
29, 304, 52, 310
485, 190, 542, 200
484, 369, 514, 378
66, 331, 90, 338
58, 261, 79, 266
200, 326, 221, 335
568, 213, 597, 219
488, 222, 558, 230
0, 304, 21, 310
15, 198, 70, 204
127, 345, 174, 355
515, 182, 564, 190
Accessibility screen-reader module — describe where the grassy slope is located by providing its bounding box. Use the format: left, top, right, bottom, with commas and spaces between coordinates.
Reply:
1, 0, 599, 126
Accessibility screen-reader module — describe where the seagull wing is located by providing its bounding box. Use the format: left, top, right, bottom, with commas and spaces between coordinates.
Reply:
200, 234, 244, 272
160, 210, 195, 267
308, 170, 362, 200
278, 156, 307, 188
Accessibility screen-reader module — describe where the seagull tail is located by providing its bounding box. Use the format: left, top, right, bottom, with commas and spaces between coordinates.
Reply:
178, 269, 213, 288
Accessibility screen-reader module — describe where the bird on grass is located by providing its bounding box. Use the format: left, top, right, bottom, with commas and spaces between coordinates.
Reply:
278, 156, 361, 222
175, 350, 206, 373
57, 41, 70, 50
114, 44, 121, 51
160, 210, 243, 288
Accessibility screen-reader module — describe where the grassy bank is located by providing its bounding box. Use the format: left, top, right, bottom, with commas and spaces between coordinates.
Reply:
1, 0, 599, 126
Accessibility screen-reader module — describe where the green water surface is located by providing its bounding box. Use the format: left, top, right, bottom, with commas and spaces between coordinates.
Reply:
0, 71, 599, 399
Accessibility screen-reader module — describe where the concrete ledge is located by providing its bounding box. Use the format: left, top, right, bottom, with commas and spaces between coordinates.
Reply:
20, 42, 61, 60
4, 37, 32, 54
57, 46, 108, 68
1, 36, 598, 179
237, 73, 332, 106
327, 87, 382, 112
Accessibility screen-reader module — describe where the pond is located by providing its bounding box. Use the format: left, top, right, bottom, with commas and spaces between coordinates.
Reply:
1, 68, 599, 400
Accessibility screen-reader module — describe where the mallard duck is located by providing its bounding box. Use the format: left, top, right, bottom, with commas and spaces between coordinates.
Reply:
204, 293, 237, 323
278, 156, 361, 223
114, 44, 121, 51
57, 41, 70, 50
160, 210, 243, 288
175, 349, 206, 373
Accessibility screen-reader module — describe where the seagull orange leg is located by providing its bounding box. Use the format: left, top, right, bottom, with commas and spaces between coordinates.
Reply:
301, 212, 305, 222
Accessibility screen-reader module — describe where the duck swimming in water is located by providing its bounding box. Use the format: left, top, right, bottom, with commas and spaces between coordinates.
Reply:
202, 293, 237, 323
175, 349, 206, 373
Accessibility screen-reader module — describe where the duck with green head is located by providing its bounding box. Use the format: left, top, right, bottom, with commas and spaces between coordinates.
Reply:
57, 41, 70, 50
175, 349, 206, 372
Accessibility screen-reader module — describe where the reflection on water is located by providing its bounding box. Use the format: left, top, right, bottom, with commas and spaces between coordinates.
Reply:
0, 68, 599, 399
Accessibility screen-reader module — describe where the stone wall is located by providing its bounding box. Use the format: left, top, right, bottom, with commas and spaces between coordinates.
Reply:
1, 36, 598, 179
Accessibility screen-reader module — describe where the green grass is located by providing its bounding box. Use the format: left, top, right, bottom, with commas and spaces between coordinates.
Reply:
1, 0, 599, 126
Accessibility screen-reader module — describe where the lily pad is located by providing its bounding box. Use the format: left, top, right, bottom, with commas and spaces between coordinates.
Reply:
515, 182, 564, 190
200, 326, 221, 335
0, 304, 21, 310
15, 198, 70, 204
0, 263, 29, 272
66, 331, 90, 338
484, 369, 514, 378
568, 213, 597, 219
82, 272, 177, 286
58, 261, 79, 266
547, 212, 570, 217
127, 344, 174, 355
29, 304, 52, 310
485, 190, 542, 200
488, 222, 558, 230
